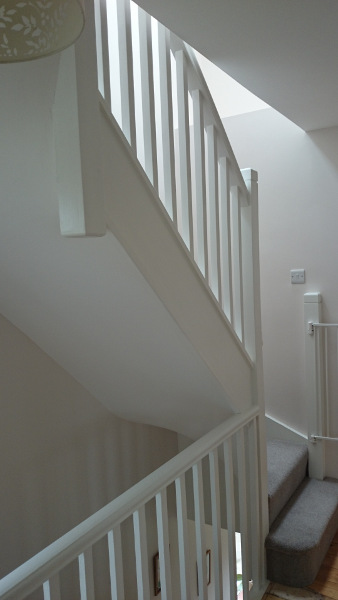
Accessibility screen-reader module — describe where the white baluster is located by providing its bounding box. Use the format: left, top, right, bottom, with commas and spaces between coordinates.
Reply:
175, 474, 191, 600
219, 156, 233, 323
155, 23, 177, 221
78, 547, 95, 600
156, 489, 172, 600
43, 574, 61, 600
133, 507, 151, 600
236, 429, 250, 600
209, 449, 223, 600
108, 526, 125, 600
97, 0, 111, 107
230, 185, 244, 342
175, 49, 193, 250
191, 89, 208, 277
206, 124, 220, 301
193, 461, 207, 599
246, 418, 260, 593
223, 438, 237, 600
115, 0, 136, 148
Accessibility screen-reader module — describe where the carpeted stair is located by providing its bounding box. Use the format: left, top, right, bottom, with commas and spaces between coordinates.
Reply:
265, 440, 338, 587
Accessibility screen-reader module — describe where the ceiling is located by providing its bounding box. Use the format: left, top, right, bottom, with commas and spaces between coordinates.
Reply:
134, 0, 338, 132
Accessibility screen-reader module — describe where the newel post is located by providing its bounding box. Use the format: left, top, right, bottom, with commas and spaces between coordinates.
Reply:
304, 292, 325, 479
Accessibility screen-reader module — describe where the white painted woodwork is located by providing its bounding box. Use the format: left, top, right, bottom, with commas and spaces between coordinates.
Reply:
115, 0, 136, 148
133, 507, 151, 600
135, 7, 158, 189
206, 124, 221, 300
78, 548, 95, 600
230, 185, 244, 343
193, 461, 208, 599
175, 49, 193, 249
108, 526, 125, 599
191, 89, 208, 278
304, 292, 325, 479
43, 575, 61, 600
236, 429, 250, 600
97, 0, 111, 108
175, 475, 191, 600
219, 157, 233, 323
209, 449, 223, 600
223, 438, 237, 600
155, 23, 177, 220
156, 490, 173, 600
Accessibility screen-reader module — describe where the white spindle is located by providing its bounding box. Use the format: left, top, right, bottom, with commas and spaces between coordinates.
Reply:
97, 0, 111, 108
155, 23, 177, 221
133, 507, 150, 600
206, 124, 220, 301
156, 489, 173, 600
192, 461, 207, 599
191, 89, 208, 277
240, 187, 255, 359
136, 7, 158, 190
115, 0, 136, 148
223, 438, 237, 600
231, 185, 244, 342
108, 526, 125, 599
236, 429, 250, 600
175, 474, 191, 600
209, 449, 223, 600
78, 547, 95, 600
219, 156, 233, 323
246, 418, 260, 593
93, 0, 104, 97
43, 574, 61, 600
175, 49, 193, 250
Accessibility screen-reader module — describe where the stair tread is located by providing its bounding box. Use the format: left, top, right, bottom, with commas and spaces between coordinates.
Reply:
267, 440, 308, 526
266, 477, 338, 587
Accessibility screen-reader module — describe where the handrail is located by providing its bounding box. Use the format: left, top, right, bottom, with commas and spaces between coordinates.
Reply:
0, 407, 260, 600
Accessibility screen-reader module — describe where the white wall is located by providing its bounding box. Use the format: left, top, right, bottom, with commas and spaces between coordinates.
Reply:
0, 313, 179, 597
222, 109, 338, 456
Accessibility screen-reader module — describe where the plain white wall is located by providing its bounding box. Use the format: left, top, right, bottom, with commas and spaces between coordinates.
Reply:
0, 313, 179, 597
222, 108, 338, 452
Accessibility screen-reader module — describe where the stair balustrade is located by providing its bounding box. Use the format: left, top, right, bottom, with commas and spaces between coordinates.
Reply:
94, 0, 257, 361
0, 407, 267, 600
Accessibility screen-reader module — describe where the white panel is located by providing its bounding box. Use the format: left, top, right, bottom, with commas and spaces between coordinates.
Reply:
43, 575, 61, 600
78, 548, 95, 600
175, 475, 191, 600
133, 507, 151, 600
108, 526, 125, 599
156, 490, 172, 600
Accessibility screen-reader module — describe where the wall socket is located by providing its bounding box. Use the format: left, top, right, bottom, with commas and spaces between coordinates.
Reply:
291, 269, 305, 284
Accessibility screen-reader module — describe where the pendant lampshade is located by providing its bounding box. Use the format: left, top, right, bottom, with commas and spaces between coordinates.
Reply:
0, 0, 85, 62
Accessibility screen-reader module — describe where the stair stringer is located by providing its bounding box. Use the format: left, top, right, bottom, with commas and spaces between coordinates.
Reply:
100, 106, 254, 414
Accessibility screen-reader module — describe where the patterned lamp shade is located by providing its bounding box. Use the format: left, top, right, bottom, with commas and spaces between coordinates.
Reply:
0, 0, 85, 62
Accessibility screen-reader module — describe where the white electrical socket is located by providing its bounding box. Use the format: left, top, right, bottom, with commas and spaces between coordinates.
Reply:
291, 269, 305, 284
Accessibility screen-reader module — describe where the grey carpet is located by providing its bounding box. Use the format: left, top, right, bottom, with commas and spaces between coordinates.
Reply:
266, 476, 338, 587
267, 440, 308, 526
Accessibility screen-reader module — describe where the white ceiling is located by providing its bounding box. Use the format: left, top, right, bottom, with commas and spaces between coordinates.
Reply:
135, 0, 338, 132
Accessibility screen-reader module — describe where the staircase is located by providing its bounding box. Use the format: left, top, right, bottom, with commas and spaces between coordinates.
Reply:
266, 440, 338, 588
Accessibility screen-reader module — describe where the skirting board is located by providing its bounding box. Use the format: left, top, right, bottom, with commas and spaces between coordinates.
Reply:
266, 414, 307, 445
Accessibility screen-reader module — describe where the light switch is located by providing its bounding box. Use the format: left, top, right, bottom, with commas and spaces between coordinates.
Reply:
291, 269, 305, 284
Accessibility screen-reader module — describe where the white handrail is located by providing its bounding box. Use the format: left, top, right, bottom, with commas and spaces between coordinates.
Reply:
0, 407, 263, 600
